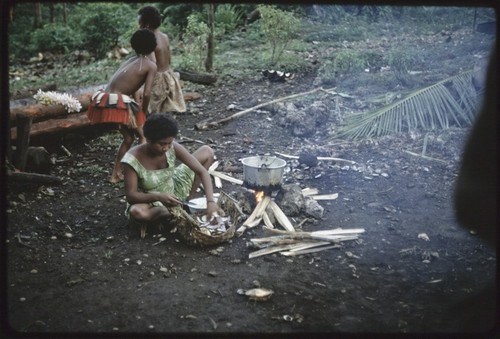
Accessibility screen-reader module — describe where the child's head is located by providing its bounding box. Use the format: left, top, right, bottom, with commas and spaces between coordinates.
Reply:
138, 6, 162, 29
130, 29, 157, 56
143, 113, 179, 142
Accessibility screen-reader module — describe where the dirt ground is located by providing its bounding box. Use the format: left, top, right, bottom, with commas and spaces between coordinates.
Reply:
5, 26, 497, 336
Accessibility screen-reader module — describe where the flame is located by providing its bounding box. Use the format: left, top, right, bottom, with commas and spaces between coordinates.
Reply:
255, 191, 265, 203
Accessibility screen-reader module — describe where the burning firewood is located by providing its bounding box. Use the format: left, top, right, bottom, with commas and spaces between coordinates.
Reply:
236, 196, 271, 235
262, 211, 274, 229
268, 200, 295, 232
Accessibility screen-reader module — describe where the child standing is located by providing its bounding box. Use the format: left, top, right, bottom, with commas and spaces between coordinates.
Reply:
87, 29, 157, 183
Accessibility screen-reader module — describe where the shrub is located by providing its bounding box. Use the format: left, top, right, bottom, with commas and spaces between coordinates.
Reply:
72, 3, 135, 59
179, 13, 210, 71
257, 5, 301, 65
30, 23, 81, 54
215, 4, 244, 36
317, 50, 365, 85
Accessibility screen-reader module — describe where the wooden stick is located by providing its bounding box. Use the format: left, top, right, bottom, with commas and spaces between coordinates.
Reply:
302, 188, 319, 196
268, 200, 295, 232
265, 227, 365, 236
281, 244, 341, 256
252, 234, 360, 243
403, 150, 447, 164
208, 161, 223, 188
310, 193, 339, 200
275, 152, 356, 164
195, 86, 337, 130
249, 244, 300, 259
179, 136, 206, 145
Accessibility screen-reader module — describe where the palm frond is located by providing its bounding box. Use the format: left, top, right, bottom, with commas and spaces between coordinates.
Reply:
335, 70, 482, 140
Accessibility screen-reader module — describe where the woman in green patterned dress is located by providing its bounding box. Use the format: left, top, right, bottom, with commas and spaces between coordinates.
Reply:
122, 113, 218, 235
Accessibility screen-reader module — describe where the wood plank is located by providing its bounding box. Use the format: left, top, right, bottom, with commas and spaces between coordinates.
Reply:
209, 170, 243, 185
310, 193, 339, 200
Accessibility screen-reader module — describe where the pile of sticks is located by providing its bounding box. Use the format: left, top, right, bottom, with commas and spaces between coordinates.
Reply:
248, 227, 365, 258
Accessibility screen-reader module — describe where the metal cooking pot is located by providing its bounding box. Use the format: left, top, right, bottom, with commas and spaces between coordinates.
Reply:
241, 155, 287, 192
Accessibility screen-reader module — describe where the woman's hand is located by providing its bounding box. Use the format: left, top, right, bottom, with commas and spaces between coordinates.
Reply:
206, 200, 219, 218
159, 193, 182, 207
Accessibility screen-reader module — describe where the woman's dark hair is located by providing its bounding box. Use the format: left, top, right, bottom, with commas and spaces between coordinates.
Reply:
138, 6, 162, 29
143, 113, 179, 142
130, 29, 157, 56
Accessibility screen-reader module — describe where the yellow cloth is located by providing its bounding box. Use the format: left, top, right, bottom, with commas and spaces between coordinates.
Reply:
149, 68, 186, 113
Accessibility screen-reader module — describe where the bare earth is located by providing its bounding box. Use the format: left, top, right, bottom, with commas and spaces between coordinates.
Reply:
5, 27, 497, 336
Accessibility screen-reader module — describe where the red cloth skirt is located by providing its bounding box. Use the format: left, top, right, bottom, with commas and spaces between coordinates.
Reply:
87, 90, 146, 128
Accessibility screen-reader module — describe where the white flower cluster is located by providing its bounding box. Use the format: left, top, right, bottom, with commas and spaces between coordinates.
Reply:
33, 89, 82, 113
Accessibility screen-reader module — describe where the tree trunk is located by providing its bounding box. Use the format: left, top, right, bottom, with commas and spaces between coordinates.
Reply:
34, 3, 42, 29
205, 4, 215, 72
49, 3, 54, 23
63, 3, 67, 24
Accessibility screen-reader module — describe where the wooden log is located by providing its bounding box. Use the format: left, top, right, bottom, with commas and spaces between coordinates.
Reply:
11, 112, 91, 139
183, 92, 202, 101
15, 113, 32, 171
9, 93, 92, 126
10, 90, 200, 127
177, 70, 217, 85
8, 170, 62, 184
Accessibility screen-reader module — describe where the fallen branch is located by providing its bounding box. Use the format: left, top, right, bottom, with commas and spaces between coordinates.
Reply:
275, 152, 356, 164
195, 86, 336, 130
403, 150, 447, 164
8, 170, 62, 184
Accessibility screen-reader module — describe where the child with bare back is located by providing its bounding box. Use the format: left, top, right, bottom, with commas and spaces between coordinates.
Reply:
138, 6, 186, 113
87, 29, 157, 183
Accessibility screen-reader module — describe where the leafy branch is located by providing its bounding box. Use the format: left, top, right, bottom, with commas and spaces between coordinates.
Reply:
335, 70, 482, 140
